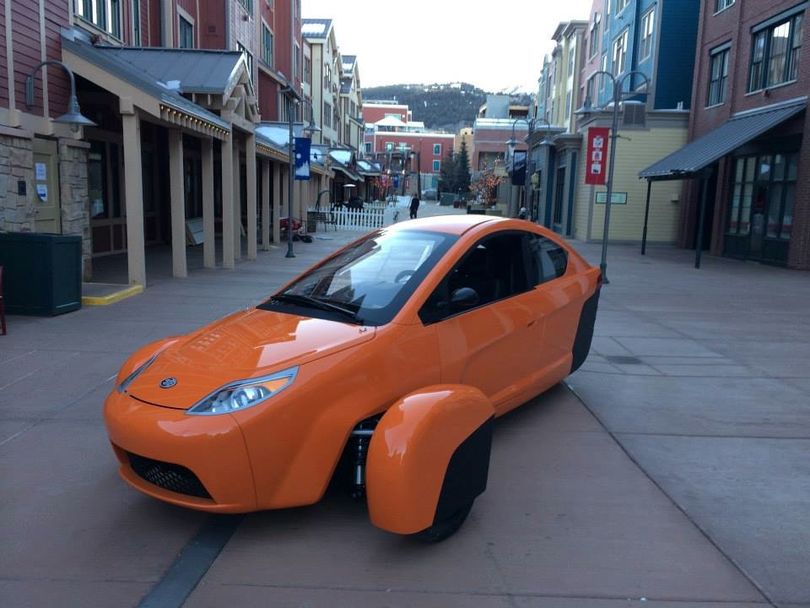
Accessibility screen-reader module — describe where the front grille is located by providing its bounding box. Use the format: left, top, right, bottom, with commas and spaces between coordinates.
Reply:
127, 452, 211, 499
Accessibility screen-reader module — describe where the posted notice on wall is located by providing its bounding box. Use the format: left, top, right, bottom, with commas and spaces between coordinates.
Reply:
35, 162, 47, 181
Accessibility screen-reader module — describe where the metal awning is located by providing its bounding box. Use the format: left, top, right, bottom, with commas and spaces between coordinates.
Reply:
640, 98, 806, 180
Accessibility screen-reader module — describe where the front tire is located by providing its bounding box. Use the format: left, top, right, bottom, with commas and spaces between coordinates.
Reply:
411, 499, 474, 543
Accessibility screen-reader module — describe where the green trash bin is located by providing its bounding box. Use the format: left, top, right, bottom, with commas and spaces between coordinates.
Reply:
0, 232, 82, 316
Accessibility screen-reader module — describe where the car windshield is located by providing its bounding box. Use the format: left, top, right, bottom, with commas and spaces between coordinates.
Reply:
262, 229, 456, 326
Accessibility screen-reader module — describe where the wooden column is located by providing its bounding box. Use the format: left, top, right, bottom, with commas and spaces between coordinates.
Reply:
201, 137, 215, 268
233, 139, 242, 261
261, 159, 271, 250
121, 104, 146, 286
273, 162, 282, 243
168, 129, 187, 278
221, 134, 235, 269
245, 133, 257, 260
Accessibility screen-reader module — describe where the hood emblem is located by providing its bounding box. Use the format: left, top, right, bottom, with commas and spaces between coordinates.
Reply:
159, 377, 177, 389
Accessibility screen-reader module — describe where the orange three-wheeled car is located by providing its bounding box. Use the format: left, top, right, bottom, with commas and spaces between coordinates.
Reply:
104, 215, 601, 541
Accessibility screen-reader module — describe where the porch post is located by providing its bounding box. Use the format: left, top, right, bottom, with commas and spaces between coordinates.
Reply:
120, 103, 146, 286
641, 178, 652, 256
233, 138, 242, 261
201, 137, 215, 268
273, 162, 281, 243
221, 134, 235, 269
246, 133, 257, 260
261, 159, 271, 250
168, 129, 187, 278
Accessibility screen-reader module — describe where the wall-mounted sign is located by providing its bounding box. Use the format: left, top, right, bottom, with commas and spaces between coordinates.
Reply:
294, 137, 311, 181
595, 192, 627, 204
585, 127, 610, 185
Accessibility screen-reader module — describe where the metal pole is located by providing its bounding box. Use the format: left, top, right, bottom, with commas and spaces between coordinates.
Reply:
286, 95, 296, 258
695, 171, 711, 269
641, 178, 652, 255
600, 79, 621, 284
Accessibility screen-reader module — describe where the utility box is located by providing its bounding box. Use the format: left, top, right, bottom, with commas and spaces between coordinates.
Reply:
0, 232, 82, 316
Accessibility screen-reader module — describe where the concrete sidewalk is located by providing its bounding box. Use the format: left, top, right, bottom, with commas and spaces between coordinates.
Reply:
0, 219, 804, 607
568, 241, 810, 608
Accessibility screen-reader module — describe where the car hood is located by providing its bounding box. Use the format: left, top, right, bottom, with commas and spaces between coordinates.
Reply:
127, 309, 375, 409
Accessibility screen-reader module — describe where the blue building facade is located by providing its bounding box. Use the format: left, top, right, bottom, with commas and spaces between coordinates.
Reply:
595, 0, 700, 109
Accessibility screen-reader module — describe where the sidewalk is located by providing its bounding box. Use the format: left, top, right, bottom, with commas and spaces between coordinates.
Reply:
567, 241, 810, 607
0, 223, 806, 607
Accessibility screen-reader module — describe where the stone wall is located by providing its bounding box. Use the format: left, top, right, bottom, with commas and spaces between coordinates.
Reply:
0, 133, 36, 232
58, 140, 91, 279
0, 131, 92, 279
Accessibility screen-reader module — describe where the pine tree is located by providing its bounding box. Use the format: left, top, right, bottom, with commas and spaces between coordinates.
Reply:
438, 150, 457, 194
454, 140, 471, 196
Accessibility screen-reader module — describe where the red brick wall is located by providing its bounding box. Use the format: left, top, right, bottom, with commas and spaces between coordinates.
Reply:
363, 105, 408, 124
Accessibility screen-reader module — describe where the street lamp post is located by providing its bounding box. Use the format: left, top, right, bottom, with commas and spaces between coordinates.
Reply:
575, 70, 651, 284
283, 88, 320, 258
506, 116, 553, 221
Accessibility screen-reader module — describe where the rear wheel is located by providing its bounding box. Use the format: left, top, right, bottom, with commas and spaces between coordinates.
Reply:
411, 499, 474, 543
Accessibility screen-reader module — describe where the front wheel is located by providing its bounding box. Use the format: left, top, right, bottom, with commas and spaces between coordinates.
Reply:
410, 499, 474, 543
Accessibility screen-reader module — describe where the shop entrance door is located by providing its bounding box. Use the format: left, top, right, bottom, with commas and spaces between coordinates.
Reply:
32, 138, 61, 233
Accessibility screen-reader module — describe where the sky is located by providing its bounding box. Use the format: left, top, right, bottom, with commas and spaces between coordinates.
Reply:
302, 0, 594, 93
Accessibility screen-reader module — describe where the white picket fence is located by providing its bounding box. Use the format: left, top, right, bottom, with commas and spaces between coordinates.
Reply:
307, 204, 399, 232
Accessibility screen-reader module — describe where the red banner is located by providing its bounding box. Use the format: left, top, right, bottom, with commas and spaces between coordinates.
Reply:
585, 127, 610, 186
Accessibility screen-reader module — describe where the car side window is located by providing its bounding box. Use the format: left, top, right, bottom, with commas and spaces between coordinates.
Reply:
420, 233, 530, 324
526, 233, 568, 285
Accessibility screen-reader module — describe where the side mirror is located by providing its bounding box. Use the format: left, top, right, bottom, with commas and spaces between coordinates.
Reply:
450, 287, 479, 309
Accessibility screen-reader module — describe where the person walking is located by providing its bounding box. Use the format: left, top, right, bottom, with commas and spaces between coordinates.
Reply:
409, 195, 420, 219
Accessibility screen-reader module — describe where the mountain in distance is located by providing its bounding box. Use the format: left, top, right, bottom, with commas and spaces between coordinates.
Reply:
363, 82, 532, 132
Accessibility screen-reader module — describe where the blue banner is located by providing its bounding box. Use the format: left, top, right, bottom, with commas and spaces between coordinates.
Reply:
294, 137, 311, 180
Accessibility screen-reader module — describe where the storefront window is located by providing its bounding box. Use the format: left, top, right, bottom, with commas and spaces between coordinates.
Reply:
728, 153, 797, 241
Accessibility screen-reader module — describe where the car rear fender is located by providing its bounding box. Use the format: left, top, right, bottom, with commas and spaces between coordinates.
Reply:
366, 384, 494, 535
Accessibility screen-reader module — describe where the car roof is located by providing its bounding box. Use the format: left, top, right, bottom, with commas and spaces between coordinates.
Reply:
390, 214, 504, 236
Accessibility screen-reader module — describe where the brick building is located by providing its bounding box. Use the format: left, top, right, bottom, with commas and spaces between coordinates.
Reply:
642, 0, 809, 269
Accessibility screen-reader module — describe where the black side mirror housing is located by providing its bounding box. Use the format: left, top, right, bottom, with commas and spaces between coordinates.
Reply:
450, 287, 479, 309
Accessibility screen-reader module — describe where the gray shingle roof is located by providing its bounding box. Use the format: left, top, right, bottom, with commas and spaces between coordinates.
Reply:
302, 19, 332, 39
640, 99, 806, 179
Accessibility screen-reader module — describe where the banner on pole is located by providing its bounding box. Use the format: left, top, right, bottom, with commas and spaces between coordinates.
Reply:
585, 127, 609, 186
294, 137, 311, 180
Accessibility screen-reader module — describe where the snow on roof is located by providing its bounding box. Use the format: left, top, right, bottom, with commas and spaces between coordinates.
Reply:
375, 115, 406, 127
302, 19, 330, 37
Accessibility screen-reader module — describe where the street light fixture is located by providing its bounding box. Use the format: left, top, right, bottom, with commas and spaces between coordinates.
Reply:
283, 87, 320, 258
575, 70, 651, 284
506, 116, 553, 221
25, 60, 96, 131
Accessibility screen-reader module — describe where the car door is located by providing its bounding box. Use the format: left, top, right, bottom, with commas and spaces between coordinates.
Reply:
524, 232, 588, 383
418, 232, 540, 413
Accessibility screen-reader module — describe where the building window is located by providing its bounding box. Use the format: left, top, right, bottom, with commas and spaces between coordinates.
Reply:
433, 143, 441, 155
237, 42, 253, 82
707, 46, 730, 106
295, 44, 301, 80
589, 13, 600, 59
585, 74, 597, 102
639, 8, 654, 60
75, 0, 122, 38
178, 14, 194, 49
600, 55, 608, 91
568, 42, 576, 76
304, 57, 311, 83
715, 0, 734, 13
432, 160, 441, 172
615, 0, 629, 13
565, 91, 572, 119
132, 0, 140, 44
748, 11, 804, 91
612, 29, 628, 75
323, 64, 331, 89
324, 102, 332, 128
262, 24, 273, 66
237, 0, 253, 13
728, 153, 798, 240
364, 142, 372, 154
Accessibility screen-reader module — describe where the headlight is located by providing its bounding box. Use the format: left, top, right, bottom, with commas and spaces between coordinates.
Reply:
117, 354, 159, 394
187, 367, 298, 416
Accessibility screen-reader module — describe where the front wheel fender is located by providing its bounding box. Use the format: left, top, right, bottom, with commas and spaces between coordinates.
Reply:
366, 384, 494, 535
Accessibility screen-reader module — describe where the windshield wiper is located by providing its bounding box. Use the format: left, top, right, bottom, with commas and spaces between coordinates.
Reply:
271, 293, 362, 323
